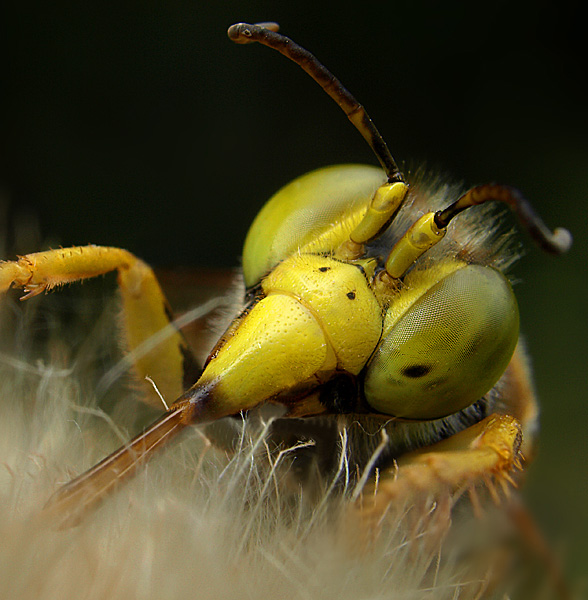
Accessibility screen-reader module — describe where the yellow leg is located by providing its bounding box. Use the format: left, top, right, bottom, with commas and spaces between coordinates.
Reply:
344, 415, 524, 597
355, 414, 523, 527
352, 415, 572, 599
0, 246, 200, 406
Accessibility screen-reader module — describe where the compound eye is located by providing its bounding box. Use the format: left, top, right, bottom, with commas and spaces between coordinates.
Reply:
242, 165, 385, 288
363, 265, 519, 419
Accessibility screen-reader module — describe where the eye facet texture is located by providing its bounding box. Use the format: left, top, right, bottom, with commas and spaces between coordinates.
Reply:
364, 265, 519, 419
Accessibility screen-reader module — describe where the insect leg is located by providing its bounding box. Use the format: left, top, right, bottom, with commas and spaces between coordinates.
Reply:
0, 245, 200, 405
355, 414, 523, 525
339, 415, 522, 598
351, 411, 569, 599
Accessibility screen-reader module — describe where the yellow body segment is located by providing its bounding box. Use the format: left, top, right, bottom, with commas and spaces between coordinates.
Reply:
384, 212, 446, 279
378, 260, 466, 333
198, 294, 329, 410
263, 254, 383, 374
349, 182, 408, 244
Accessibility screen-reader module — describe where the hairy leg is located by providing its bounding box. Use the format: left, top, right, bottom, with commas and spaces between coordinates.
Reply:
0, 246, 201, 406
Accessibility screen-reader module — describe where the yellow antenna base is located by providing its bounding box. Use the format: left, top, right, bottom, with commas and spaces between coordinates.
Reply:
385, 212, 446, 278
350, 182, 408, 244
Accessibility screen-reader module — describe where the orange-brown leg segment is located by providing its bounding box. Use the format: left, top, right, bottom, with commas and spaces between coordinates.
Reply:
347, 415, 523, 597
0, 246, 200, 405
351, 414, 571, 598
355, 414, 523, 530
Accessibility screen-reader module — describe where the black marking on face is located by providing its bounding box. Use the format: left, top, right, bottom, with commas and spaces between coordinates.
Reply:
401, 364, 432, 378
346, 291, 356, 300
318, 266, 330, 272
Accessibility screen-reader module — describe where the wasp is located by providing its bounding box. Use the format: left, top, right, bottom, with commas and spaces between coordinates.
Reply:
0, 22, 572, 599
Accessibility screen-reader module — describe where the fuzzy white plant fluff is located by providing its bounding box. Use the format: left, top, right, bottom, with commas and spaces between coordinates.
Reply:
0, 280, 553, 600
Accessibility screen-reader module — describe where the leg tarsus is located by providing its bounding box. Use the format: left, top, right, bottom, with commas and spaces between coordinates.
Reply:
346, 415, 529, 597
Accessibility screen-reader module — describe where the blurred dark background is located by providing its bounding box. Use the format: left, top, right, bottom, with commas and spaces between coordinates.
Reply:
1, 0, 586, 589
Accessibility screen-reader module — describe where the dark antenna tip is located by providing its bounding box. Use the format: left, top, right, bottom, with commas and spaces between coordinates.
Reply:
435, 183, 573, 255
227, 22, 280, 43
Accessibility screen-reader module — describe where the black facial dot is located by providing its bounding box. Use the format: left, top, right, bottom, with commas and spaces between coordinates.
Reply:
318, 266, 330, 272
401, 364, 432, 378
346, 291, 356, 300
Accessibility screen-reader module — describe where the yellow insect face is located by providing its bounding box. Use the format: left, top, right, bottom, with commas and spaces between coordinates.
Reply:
0, 19, 573, 598
237, 163, 522, 422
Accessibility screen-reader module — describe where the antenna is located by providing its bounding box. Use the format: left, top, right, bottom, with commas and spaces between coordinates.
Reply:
228, 22, 405, 184
435, 183, 572, 254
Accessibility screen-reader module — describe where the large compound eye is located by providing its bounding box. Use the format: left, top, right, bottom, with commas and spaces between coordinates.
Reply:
363, 265, 519, 419
242, 165, 385, 288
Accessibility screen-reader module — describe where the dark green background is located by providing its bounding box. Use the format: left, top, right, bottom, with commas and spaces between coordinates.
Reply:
2, 0, 586, 588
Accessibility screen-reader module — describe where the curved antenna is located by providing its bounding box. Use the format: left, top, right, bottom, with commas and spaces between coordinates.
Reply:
434, 183, 572, 254
228, 22, 405, 184
382, 182, 571, 279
